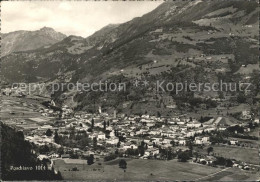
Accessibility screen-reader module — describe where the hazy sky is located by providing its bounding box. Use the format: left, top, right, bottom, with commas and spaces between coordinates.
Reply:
2, 1, 163, 38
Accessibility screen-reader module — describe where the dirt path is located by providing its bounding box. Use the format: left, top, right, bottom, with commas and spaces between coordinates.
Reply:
194, 167, 231, 181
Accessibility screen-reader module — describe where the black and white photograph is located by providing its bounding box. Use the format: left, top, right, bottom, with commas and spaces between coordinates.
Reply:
0, 0, 259, 181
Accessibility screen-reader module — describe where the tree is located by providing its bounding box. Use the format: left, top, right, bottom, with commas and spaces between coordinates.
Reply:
215, 156, 226, 166
93, 137, 97, 149
103, 121, 106, 130
157, 111, 161, 118
54, 130, 60, 144
117, 141, 121, 148
153, 142, 156, 148
39, 145, 50, 154
104, 154, 117, 162
57, 147, 64, 156
194, 152, 199, 161
70, 153, 79, 159
226, 159, 233, 167
119, 159, 127, 169
1, 123, 63, 180
167, 149, 176, 160
138, 141, 146, 156
248, 122, 253, 129
141, 141, 145, 147
178, 151, 190, 162
170, 140, 175, 147
87, 154, 94, 165
45, 129, 53, 137
138, 147, 145, 156
91, 118, 94, 128
207, 146, 213, 155
188, 141, 193, 157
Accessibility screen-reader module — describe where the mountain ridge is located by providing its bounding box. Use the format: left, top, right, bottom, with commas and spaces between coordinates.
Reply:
1, 27, 67, 57
1, 0, 259, 84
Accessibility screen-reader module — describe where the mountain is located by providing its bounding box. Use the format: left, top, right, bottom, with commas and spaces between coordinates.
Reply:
74, 0, 259, 80
1, 27, 66, 57
0, 23, 124, 83
1, 0, 259, 112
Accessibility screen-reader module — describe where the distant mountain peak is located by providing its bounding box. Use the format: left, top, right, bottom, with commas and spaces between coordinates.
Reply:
1, 27, 66, 57
40, 26, 55, 32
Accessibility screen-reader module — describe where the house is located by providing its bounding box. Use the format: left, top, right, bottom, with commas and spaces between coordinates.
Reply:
73, 148, 80, 152
194, 136, 210, 145
147, 142, 154, 149
149, 130, 160, 135
110, 130, 115, 137
151, 137, 162, 145
218, 126, 227, 131
204, 127, 216, 133
130, 144, 138, 149
199, 158, 207, 164
233, 163, 239, 167
37, 155, 49, 160
179, 139, 186, 146
163, 138, 172, 144
83, 151, 95, 156
97, 133, 106, 140
106, 137, 119, 145
138, 138, 147, 144
187, 120, 201, 128
39, 125, 53, 131
147, 122, 155, 127
243, 166, 250, 170
241, 110, 251, 120
230, 140, 238, 145
177, 121, 185, 125
195, 138, 203, 145
144, 151, 150, 157
202, 137, 210, 143
122, 142, 132, 150
48, 153, 59, 159
148, 148, 159, 155
254, 119, 259, 124
61, 154, 70, 158
244, 128, 250, 132
186, 131, 195, 137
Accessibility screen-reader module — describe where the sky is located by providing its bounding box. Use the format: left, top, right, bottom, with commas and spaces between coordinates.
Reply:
2, 1, 163, 38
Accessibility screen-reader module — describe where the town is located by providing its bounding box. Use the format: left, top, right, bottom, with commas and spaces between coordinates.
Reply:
1, 88, 259, 180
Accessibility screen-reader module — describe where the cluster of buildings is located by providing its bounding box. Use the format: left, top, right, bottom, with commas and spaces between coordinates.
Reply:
21, 104, 259, 160
32, 112, 237, 158
2, 92, 258, 170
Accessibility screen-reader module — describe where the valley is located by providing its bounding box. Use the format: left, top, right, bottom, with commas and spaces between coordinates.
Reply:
1, 0, 259, 181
